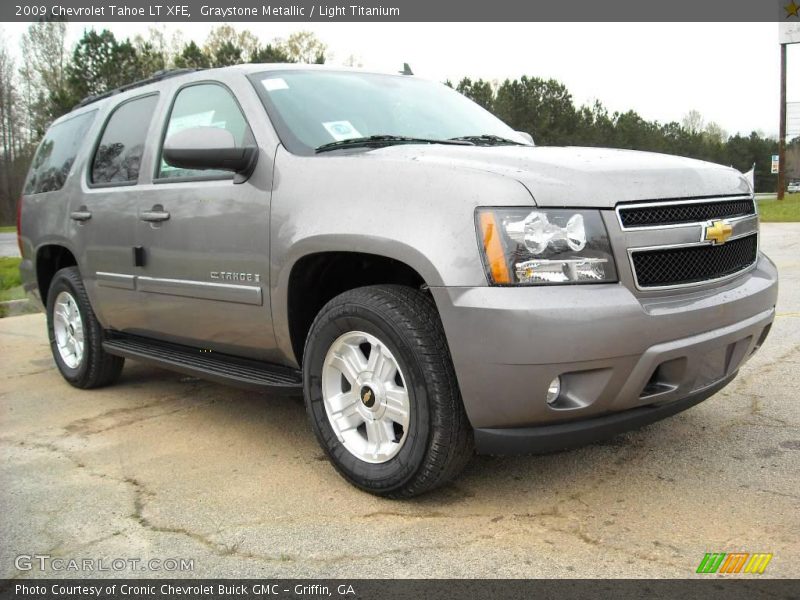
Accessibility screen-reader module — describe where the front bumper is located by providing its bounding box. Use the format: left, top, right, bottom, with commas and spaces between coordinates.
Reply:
431, 253, 778, 454
474, 374, 735, 455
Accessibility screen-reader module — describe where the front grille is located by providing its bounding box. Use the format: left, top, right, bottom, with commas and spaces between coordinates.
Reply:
632, 234, 758, 288
619, 198, 755, 228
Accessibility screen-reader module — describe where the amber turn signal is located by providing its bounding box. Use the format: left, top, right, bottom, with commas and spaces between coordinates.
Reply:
478, 211, 511, 284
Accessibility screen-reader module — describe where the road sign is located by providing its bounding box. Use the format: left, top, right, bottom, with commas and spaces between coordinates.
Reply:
772, 154, 780, 174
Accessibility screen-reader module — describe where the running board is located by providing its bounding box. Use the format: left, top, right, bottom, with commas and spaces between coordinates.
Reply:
103, 334, 303, 394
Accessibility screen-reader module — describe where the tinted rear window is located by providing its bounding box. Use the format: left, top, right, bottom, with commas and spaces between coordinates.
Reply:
24, 111, 96, 195
92, 94, 159, 185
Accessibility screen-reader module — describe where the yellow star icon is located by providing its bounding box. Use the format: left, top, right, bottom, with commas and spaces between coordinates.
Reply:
786, 0, 800, 18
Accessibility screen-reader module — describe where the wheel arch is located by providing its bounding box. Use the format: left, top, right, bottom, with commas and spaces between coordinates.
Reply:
36, 244, 79, 307
282, 248, 434, 367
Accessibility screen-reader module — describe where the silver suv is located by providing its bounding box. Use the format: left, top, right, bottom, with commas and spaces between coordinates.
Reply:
18, 65, 778, 497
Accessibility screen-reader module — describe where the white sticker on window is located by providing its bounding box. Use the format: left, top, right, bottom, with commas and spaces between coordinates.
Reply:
322, 121, 362, 141
166, 111, 215, 136
261, 78, 289, 92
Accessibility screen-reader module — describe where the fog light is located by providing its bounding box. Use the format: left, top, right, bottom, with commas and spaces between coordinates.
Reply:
546, 376, 561, 405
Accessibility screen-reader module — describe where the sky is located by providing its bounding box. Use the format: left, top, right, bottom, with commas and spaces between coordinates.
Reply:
2, 22, 798, 138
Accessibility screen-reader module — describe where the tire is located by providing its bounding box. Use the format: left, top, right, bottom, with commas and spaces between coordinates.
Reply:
46, 266, 124, 389
303, 284, 474, 498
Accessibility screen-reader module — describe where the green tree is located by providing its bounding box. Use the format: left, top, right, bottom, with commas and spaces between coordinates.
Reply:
703, 121, 727, 146
284, 31, 327, 64
20, 21, 72, 129
724, 132, 778, 192
455, 77, 494, 112
173, 41, 210, 69
210, 41, 243, 67
132, 39, 167, 77
493, 76, 577, 145
250, 43, 293, 63
66, 29, 159, 101
572, 101, 615, 147
201, 25, 249, 67
681, 109, 705, 135
66, 29, 118, 100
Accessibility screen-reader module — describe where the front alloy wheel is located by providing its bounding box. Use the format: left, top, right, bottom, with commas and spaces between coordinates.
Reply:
322, 330, 411, 463
303, 285, 474, 498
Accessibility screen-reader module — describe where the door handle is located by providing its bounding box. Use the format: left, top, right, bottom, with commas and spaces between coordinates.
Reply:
70, 207, 92, 222
140, 205, 170, 223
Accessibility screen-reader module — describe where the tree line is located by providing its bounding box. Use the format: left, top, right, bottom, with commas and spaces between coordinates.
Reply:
449, 76, 796, 194
0, 22, 794, 225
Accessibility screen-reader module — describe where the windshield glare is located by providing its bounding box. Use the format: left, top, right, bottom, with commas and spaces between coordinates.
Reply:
250, 70, 526, 154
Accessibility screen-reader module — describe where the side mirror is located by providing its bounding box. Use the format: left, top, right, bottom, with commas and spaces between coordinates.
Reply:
163, 126, 258, 183
516, 131, 535, 145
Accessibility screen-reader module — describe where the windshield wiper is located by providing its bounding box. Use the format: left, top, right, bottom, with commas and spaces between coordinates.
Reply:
448, 134, 527, 146
315, 135, 474, 153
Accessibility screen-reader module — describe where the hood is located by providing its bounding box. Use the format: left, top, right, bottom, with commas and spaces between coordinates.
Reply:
363, 145, 750, 208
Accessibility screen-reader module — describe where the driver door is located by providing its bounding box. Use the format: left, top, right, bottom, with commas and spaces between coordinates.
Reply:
130, 81, 275, 360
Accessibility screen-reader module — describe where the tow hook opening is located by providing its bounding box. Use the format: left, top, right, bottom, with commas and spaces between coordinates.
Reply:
640, 357, 686, 400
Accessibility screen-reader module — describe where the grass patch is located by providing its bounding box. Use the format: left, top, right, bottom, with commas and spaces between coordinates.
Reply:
757, 193, 800, 222
0, 256, 32, 316
0, 257, 24, 301
0, 225, 16, 233
0, 286, 25, 302
0, 257, 22, 290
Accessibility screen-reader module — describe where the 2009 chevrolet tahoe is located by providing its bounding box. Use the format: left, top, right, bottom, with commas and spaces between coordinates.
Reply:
17, 65, 778, 497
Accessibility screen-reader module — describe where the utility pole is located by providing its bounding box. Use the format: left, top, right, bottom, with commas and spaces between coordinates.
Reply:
778, 43, 787, 201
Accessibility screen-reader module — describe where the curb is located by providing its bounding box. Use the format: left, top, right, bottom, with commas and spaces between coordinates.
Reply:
0, 299, 39, 318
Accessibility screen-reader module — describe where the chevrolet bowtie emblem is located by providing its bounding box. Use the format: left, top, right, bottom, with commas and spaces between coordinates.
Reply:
704, 220, 733, 245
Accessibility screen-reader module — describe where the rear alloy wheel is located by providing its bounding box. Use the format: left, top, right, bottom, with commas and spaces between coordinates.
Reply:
303, 285, 474, 498
52, 291, 85, 369
46, 267, 124, 389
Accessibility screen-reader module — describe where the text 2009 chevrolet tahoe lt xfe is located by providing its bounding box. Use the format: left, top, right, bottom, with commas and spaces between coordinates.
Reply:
17, 65, 778, 497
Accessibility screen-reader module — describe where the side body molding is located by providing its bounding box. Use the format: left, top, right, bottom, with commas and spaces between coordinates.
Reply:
96, 273, 263, 306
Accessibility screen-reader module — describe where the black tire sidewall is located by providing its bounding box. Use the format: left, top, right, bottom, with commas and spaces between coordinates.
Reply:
47, 270, 92, 385
305, 307, 433, 494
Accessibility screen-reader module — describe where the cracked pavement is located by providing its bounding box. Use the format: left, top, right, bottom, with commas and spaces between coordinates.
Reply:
1, 223, 798, 579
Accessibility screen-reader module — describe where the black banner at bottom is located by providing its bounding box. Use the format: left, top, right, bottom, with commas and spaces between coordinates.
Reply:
1, 579, 799, 600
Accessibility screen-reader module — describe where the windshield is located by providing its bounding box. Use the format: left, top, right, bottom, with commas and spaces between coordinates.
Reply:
249, 70, 527, 155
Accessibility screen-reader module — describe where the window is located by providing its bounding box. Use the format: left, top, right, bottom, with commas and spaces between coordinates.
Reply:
249, 70, 523, 155
91, 94, 159, 185
24, 111, 96, 195
158, 83, 253, 180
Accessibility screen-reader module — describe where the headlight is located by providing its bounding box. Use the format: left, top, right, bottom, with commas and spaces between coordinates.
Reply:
476, 208, 618, 285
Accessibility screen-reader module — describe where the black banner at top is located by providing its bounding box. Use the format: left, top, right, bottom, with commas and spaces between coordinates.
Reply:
3, 0, 800, 22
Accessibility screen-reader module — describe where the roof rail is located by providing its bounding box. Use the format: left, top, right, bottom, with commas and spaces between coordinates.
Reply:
73, 68, 199, 110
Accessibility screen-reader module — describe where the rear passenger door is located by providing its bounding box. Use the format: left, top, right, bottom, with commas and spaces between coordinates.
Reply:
73, 93, 160, 330
131, 81, 274, 360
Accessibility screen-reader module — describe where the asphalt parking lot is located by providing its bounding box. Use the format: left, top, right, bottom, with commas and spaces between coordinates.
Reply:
1, 223, 798, 579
